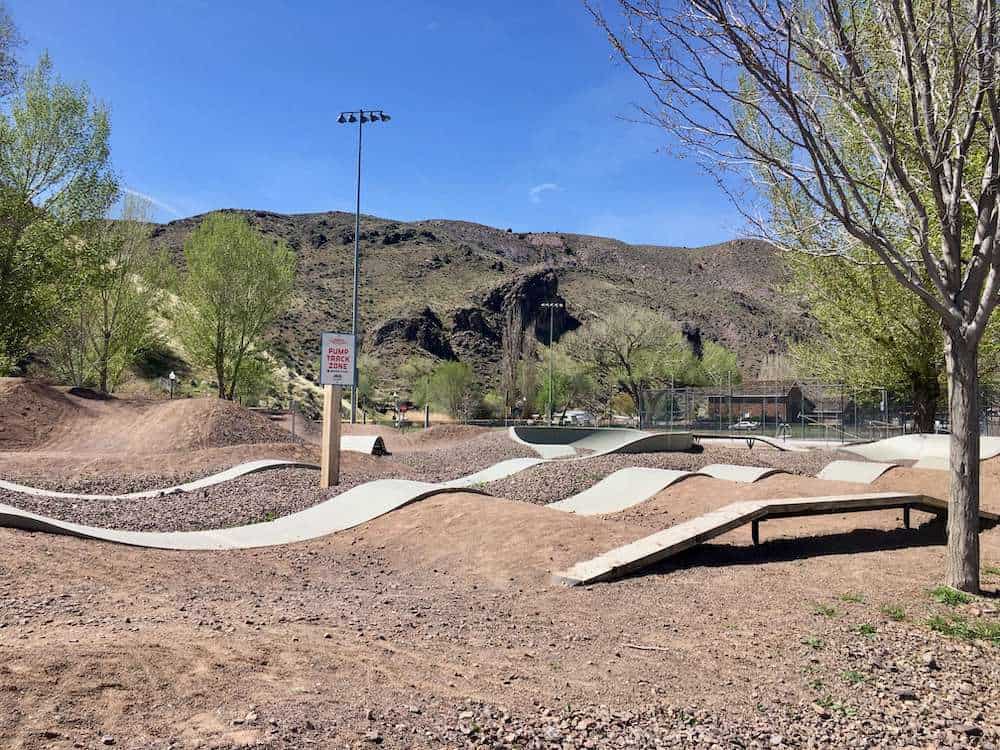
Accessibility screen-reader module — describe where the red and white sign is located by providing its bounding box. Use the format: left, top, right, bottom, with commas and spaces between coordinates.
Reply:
320, 333, 356, 386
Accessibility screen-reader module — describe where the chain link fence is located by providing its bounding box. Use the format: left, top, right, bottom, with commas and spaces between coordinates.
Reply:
641, 380, 1000, 442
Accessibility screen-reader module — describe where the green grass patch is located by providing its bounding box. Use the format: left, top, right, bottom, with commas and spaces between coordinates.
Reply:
839, 592, 864, 604
854, 623, 877, 638
801, 635, 826, 650
930, 586, 973, 606
983, 564, 1000, 577
816, 695, 858, 717
927, 614, 1000, 645
813, 603, 839, 618
842, 669, 867, 685
880, 604, 906, 622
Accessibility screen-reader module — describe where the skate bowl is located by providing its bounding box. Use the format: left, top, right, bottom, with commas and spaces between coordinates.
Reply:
546, 468, 705, 515
699, 464, 786, 483
817, 460, 898, 484
839, 434, 1000, 470
510, 426, 693, 458
0, 481, 487, 550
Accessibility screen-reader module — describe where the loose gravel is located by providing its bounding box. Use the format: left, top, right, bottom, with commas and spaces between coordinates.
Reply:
389, 429, 537, 481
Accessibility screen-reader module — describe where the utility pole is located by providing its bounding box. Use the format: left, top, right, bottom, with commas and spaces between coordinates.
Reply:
540, 301, 564, 426
337, 108, 391, 424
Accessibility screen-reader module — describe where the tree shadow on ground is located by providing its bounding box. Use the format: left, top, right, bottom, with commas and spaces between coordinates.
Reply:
632, 520, 1000, 597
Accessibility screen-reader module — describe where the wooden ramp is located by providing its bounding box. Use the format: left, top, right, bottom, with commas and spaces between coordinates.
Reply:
552, 492, 1000, 587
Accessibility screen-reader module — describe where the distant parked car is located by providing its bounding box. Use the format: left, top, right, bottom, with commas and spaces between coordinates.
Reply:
731, 420, 760, 431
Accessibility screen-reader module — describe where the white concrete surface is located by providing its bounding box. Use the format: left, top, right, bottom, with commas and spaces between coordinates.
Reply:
510, 426, 693, 458
817, 460, 898, 484
840, 434, 1000, 470
699, 464, 785, 483
547, 468, 703, 515
0, 481, 485, 550
0, 459, 319, 501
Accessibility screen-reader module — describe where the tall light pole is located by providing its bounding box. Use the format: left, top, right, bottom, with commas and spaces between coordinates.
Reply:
337, 108, 391, 423
541, 301, 564, 426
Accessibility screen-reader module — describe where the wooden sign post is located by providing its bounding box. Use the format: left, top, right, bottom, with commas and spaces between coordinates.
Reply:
319, 333, 356, 489
320, 384, 342, 488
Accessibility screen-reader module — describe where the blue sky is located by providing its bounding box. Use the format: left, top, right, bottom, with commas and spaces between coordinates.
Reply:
10, 0, 740, 246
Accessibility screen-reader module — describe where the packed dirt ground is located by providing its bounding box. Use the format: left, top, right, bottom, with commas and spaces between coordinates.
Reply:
0, 379, 998, 749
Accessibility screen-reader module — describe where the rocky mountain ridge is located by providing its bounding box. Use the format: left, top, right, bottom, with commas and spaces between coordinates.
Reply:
148, 209, 810, 385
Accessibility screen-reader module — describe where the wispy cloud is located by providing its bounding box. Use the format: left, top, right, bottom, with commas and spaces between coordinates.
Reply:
122, 186, 182, 217
528, 182, 560, 204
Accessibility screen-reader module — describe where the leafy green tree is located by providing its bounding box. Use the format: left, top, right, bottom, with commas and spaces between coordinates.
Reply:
429, 360, 477, 419
356, 353, 382, 414
535, 349, 597, 422
0, 53, 115, 371
175, 213, 294, 399
400, 355, 435, 406
696, 340, 741, 388
46, 197, 166, 392
562, 305, 696, 425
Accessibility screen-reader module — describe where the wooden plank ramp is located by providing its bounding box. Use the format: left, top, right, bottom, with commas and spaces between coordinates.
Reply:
552, 492, 999, 587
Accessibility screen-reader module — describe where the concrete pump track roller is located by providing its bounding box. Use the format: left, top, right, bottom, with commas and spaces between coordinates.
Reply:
0, 429, 703, 549
0, 482, 489, 550
840, 434, 1000, 470
509, 426, 693, 457
0, 437, 390, 501
816, 460, 898, 484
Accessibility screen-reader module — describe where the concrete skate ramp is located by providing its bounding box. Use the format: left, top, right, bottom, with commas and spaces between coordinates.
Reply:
0, 481, 485, 550
510, 426, 693, 458
0, 459, 319, 501
699, 464, 786, 483
547, 468, 704, 515
341, 434, 388, 456
554, 492, 1000, 586
817, 460, 897, 484
840, 434, 1000, 470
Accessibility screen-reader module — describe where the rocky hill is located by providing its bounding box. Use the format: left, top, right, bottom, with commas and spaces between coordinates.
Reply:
149, 209, 810, 386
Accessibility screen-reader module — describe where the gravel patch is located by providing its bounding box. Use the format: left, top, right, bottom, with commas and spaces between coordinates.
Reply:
390, 429, 537, 481
484, 445, 857, 505
0, 468, 334, 532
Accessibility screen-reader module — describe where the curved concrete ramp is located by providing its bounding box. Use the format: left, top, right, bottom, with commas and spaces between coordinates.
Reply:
0, 481, 484, 550
0, 459, 319, 501
840, 434, 1000, 470
443, 458, 547, 487
699, 464, 786, 483
547, 468, 703, 515
817, 460, 897, 484
341, 435, 388, 456
510, 426, 693, 458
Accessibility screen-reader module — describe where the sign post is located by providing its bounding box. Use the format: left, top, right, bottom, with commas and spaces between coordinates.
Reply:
320, 333, 356, 488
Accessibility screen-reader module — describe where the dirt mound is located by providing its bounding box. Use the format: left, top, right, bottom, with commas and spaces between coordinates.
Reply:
0, 380, 298, 455
39, 397, 298, 454
353, 493, 648, 588
0, 378, 84, 450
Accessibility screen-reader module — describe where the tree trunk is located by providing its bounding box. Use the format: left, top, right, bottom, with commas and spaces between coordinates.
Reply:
944, 332, 980, 593
910, 370, 941, 433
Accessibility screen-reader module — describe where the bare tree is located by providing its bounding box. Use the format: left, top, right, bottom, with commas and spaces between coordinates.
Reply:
0, 3, 21, 98
589, 0, 1000, 591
